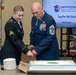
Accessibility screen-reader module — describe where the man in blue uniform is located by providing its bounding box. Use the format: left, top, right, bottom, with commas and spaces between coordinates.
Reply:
29, 2, 59, 60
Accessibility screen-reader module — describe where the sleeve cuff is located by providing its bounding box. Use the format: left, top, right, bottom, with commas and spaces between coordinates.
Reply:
22, 46, 29, 54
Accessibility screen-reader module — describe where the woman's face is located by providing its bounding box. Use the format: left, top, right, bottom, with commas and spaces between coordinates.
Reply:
13, 11, 24, 22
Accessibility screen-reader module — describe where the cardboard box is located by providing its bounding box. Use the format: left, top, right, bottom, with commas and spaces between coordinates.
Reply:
18, 61, 29, 73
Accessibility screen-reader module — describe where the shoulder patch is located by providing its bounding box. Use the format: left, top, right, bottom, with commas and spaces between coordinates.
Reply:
10, 31, 14, 35
49, 25, 55, 35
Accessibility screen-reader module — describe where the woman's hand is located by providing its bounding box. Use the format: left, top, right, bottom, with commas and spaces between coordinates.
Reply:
28, 45, 35, 51
26, 50, 33, 57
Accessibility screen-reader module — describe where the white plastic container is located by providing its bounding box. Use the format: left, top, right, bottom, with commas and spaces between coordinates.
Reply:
3, 58, 16, 70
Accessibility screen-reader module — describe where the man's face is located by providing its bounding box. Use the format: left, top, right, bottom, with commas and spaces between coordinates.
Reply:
32, 7, 43, 20
14, 11, 24, 22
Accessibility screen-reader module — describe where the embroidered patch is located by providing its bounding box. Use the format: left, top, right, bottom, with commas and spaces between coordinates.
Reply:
49, 25, 55, 35
10, 31, 14, 35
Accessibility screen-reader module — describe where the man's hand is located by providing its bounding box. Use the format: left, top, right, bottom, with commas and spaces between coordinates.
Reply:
32, 50, 37, 56
26, 50, 33, 57
28, 45, 34, 51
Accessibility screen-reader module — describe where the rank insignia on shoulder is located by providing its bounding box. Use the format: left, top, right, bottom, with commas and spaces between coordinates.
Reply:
10, 31, 14, 35
9, 19, 13, 23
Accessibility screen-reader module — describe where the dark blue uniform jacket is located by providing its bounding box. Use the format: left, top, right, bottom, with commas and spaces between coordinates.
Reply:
30, 12, 59, 60
1, 17, 29, 64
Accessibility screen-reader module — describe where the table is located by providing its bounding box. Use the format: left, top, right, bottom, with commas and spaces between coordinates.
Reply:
0, 60, 76, 75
